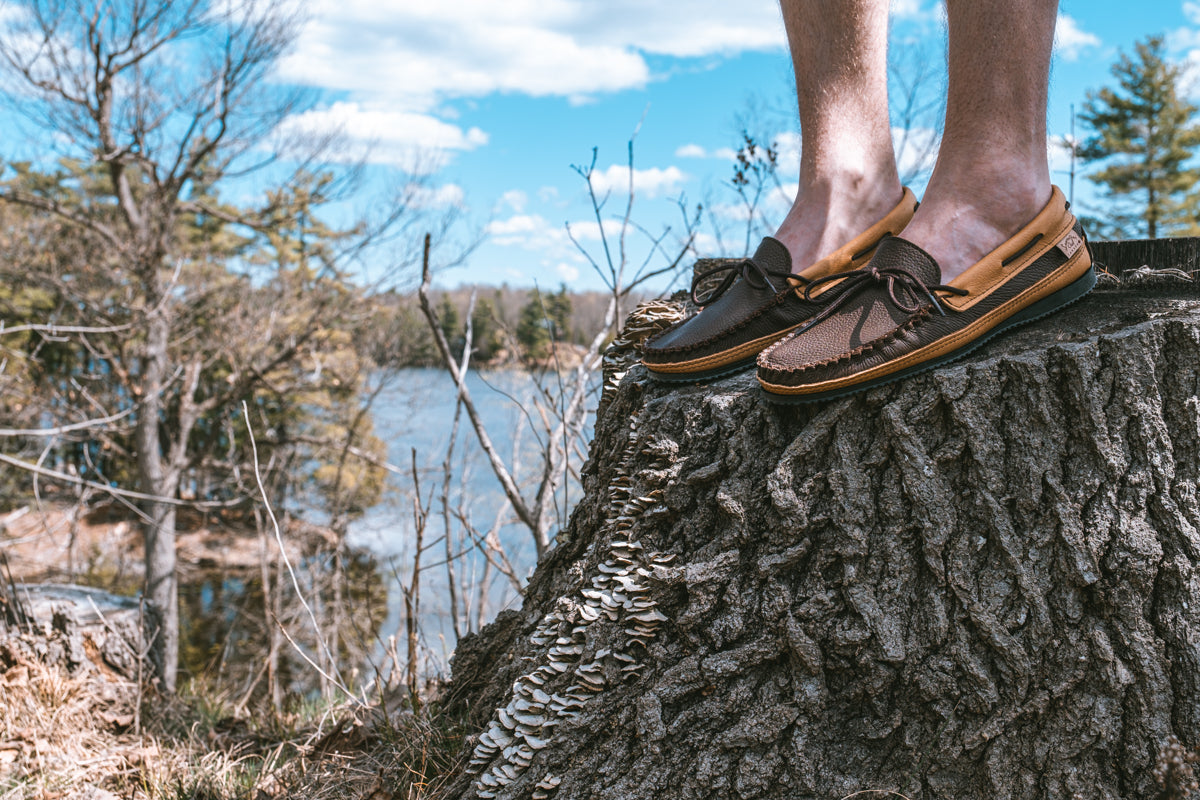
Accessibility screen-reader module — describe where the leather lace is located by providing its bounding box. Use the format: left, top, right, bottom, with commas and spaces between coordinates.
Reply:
799, 261, 970, 330
691, 258, 808, 306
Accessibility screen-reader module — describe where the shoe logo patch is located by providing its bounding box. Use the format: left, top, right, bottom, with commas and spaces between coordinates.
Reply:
1057, 231, 1083, 258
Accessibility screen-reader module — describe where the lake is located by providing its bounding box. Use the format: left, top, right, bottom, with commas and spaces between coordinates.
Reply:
177, 365, 595, 694
348, 366, 592, 671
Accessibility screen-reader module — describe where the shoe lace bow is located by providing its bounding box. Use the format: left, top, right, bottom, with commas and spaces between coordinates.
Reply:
690, 257, 808, 306
799, 262, 969, 328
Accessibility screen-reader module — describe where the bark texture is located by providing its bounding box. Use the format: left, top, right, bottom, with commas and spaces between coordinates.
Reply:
1091, 237, 1200, 280
443, 287, 1200, 800
3, 584, 147, 681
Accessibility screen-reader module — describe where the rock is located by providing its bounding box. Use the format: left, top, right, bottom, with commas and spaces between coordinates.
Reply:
442, 287, 1200, 800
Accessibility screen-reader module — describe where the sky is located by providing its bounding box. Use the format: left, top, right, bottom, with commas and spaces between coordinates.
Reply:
12, 0, 1199, 291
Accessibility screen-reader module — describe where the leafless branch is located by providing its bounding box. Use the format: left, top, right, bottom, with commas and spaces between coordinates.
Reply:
416, 232, 544, 550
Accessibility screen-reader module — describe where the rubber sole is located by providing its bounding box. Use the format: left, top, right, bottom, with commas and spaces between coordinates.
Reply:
759, 265, 1098, 405
644, 355, 758, 384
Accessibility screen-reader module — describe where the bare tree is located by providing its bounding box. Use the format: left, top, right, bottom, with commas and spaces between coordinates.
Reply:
0, 0, 392, 690
888, 35, 945, 186
417, 136, 699, 571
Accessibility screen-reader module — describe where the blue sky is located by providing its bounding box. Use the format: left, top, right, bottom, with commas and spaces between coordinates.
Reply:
31, 0, 1199, 291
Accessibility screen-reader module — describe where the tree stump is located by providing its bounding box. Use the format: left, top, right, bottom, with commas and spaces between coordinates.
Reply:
2, 583, 147, 681
442, 283, 1200, 800
1090, 237, 1200, 281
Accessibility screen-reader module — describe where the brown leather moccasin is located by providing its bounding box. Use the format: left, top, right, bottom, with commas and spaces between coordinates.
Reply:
641, 187, 919, 383
757, 186, 1095, 403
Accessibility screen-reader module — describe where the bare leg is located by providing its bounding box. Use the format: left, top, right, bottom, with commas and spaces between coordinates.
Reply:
901, 0, 1059, 281
774, 0, 902, 272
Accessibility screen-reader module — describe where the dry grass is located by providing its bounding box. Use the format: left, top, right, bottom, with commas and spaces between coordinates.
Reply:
0, 653, 467, 800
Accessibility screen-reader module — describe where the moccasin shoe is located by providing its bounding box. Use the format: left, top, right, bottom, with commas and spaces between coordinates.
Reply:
641, 187, 919, 382
757, 186, 1095, 403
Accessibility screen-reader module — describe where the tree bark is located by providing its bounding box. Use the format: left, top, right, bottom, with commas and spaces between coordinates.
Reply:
1090, 237, 1200, 280
136, 306, 179, 692
441, 285, 1200, 800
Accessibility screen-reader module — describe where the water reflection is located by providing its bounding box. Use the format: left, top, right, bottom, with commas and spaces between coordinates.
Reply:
178, 548, 387, 704
166, 366, 593, 697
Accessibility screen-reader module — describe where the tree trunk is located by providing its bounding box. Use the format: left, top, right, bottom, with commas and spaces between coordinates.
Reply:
441, 284, 1200, 800
136, 308, 179, 692
1148, 186, 1157, 240
6, 584, 147, 681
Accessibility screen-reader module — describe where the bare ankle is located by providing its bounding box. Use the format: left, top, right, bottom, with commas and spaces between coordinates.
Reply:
904, 174, 1053, 281
773, 172, 903, 272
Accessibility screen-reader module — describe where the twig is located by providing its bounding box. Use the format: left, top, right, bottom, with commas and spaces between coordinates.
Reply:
441, 292, 475, 642
415, 233, 543, 543
0, 408, 133, 437
242, 400, 362, 706
0, 321, 134, 336
0, 450, 237, 508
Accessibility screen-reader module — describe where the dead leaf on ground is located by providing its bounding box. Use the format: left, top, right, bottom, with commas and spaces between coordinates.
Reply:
98, 710, 134, 730
3, 665, 29, 686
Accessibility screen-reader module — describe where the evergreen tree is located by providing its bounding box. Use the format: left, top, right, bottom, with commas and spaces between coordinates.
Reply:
470, 296, 503, 362
1079, 36, 1200, 238
546, 285, 573, 340
516, 290, 551, 361
438, 295, 464, 354
515, 286, 572, 361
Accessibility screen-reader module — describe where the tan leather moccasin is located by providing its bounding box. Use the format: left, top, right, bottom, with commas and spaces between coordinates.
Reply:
641, 187, 919, 383
757, 187, 1095, 403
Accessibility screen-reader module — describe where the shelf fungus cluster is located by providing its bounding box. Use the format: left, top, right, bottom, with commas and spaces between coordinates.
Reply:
599, 299, 687, 415
467, 411, 678, 799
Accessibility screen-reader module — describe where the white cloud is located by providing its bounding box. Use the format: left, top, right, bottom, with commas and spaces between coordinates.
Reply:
889, 0, 936, 21
675, 143, 709, 159
709, 201, 753, 223
675, 143, 738, 160
768, 182, 798, 208
487, 214, 552, 241
409, 183, 466, 209
692, 231, 721, 256
586, 164, 689, 199
1186, 1, 1200, 25
1168, 25, 1200, 52
485, 214, 621, 281
499, 190, 528, 213
1047, 134, 1079, 176
278, 0, 785, 110
1054, 14, 1100, 62
773, 131, 802, 176
280, 102, 488, 166
486, 213, 603, 255
893, 126, 940, 183
1183, 49, 1200, 97
268, 1, 787, 177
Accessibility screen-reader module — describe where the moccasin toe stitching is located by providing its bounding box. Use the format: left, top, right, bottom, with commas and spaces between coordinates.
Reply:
643, 187, 920, 381
757, 187, 1095, 401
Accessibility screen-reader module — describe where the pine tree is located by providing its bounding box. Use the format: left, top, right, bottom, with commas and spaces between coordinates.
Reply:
515, 286, 573, 361
470, 296, 503, 362
438, 295, 464, 354
516, 289, 552, 361
1079, 36, 1200, 239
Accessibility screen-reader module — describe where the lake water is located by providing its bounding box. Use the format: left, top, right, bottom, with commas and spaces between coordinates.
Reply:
175, 366, 593, 691
346, 367, 592, 670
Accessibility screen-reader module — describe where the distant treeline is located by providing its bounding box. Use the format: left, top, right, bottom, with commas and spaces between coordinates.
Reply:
374, 284, 631, 368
